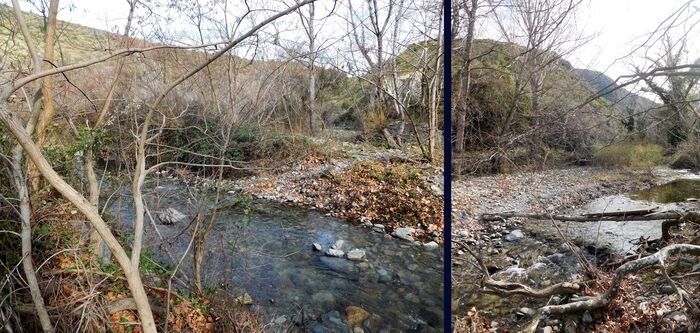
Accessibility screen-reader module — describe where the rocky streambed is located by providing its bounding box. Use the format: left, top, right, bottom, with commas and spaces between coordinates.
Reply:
452, 167, 700, 331
106, 178, 444, 332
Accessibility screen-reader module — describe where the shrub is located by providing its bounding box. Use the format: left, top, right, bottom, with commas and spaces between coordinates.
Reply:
594, 142, 666, 169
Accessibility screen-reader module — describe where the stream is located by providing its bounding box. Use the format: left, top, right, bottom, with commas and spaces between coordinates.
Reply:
105, 178, 444, 332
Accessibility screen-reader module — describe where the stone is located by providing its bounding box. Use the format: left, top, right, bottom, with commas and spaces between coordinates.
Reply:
345, 306, 369, 327
423, 241, 439, 249
332, 239, 347, 250
504, 229, 524, 242
392, 227, 415, 241
273, 315, 288, 325
158, 208, 187, 225
668, 311, 688, 322
312, 243, 323, 251
582, 311, 593, 324
516, 307, 536, 317
236, 292, 253, 305
325, 248, 345, 257
543, 327, 553, 333
372, 224, 385, 232
311, 291, 336, 308
353, 328, 365, 333
346, 249, 366, 261
320, 257, 356, 274
376, 268, 392, 282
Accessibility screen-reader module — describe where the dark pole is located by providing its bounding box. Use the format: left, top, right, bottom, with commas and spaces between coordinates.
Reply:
443, 0, 452, 331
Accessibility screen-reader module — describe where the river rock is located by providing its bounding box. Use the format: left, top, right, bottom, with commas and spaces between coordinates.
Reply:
376, 268, 392, 282
159, 208, 187, 225
345, 306, 369, 327
235, 292, 253, 305
313, 243, 323, 251
312, 291, 336, 308
332, 239, 347, 250
392, 227, 415, 241
423, 241, 439, 249
542, 327, 553, 333
372, 224, 385, 233
504, 229, 524, 242
346, 249, 366, 261
320, 256, 356, 274
325, 248, 345, 257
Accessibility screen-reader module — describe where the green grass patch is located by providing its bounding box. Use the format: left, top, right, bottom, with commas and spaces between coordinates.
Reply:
594, 142, 666, 170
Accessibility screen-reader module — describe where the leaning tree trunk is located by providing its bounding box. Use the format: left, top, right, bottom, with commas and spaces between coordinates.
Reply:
0, 102, 158, 333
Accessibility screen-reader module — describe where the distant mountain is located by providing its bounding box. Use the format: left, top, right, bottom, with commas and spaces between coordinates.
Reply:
575, 68, 658, 112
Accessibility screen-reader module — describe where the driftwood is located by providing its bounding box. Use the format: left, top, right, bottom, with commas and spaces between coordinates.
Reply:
582, 206, 658, 217
459, 241, 700, 332
456, 241, 582, 298
483, 210, 700, 241
480, 211, 686, 223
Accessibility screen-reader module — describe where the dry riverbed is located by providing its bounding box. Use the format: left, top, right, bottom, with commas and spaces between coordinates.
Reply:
452, 167, 700, 332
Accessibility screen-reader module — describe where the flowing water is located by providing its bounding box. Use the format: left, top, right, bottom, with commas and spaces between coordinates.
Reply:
105, 179, 444, 332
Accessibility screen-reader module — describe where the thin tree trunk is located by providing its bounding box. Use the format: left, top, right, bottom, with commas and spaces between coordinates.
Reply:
29, 0, 59, 191
0, 102, 157, 333
11, 145, 54, 333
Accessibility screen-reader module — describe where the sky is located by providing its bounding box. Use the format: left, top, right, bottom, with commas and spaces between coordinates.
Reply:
10, 0, 700, 83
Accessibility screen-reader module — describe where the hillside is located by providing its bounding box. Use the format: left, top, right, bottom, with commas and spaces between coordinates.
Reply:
452, 38, 627, 172
575, 68, 658, 113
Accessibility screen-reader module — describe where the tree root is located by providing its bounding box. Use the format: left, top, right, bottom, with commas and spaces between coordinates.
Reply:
456, 241, 582, 299
522, 244, 700, 333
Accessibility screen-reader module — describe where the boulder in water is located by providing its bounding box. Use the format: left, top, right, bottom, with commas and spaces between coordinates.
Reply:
346, 249, 366, 261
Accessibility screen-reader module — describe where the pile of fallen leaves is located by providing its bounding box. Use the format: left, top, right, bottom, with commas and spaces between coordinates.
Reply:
301, 161, 443, 239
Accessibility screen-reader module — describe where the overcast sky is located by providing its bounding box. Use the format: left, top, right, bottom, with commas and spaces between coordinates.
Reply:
11, 0, 700, 82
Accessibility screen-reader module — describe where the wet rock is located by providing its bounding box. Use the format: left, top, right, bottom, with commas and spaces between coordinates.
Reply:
423, 241, 439, 249
320, 256, 356, 274
312, 291, 337, 308
347, 249, 366, 261
325, 248, 345, 257
376, 268, 392, 282
158, 208, 187, 225
313, 243, 323, 251
322, 311, 350, 332
392, 227, 415, 241
372, 224, 385, 232
345, 306, 370, 327
333, 239, 348, 251
504, 229, 524, 242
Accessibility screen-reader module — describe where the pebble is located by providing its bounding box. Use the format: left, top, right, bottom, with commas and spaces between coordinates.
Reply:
312, 243, 323, 251
423, 241, 439, 249
504, 229, 524, 242
346, 249, 366, 261
325, 248, 345, 257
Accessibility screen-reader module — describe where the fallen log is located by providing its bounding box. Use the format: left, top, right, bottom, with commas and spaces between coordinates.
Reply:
480, 211, 685, 223
582, 206, 658, 218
